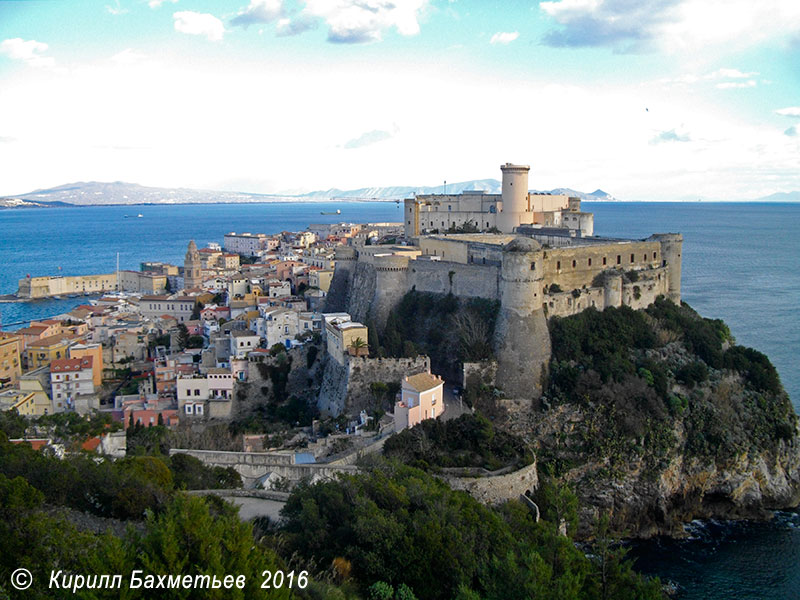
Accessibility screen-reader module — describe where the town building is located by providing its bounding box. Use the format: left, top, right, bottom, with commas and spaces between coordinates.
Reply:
50, 356, 95, 412
325, 315, 368, 366
224, 232, 269, 255
176, 369, 234, 418
17, 367, 55, 413
394, 371, 445, 432
139, 295, 197, 322
0, 333, 23, 386
118, 270, 168, 294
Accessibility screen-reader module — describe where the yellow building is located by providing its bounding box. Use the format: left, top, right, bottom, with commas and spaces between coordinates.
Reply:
0, 333, 23, 386
325, 316, 368, 366
18, 366, 56, 413
26, 334, 79, 370
68, 343, 104, 388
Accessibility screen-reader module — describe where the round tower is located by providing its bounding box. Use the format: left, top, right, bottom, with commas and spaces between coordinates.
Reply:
494, 237, 551, 400
602, 271, 623, 309
184, 240, 202, 290
497, 163, 530, 233
648, 233, 683, 304
499, 236, 544, 315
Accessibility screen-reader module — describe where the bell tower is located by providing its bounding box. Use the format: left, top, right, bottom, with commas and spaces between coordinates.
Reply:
184, 240, 202, 290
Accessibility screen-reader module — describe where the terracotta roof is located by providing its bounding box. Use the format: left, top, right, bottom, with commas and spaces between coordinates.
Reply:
404, 372, 443, 393
28, 333, 78, 348
51, 356, 93, 372
81, 437, 101, 451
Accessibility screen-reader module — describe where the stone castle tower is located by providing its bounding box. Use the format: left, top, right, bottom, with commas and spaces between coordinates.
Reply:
497, 163, 531, 233
184, 240, 202, 290
493, 237, 551, 398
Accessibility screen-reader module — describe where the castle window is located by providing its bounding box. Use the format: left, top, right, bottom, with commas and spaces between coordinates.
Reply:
530, 262, 535, 270
572, 260, 576, 268
588, 258, 592, 266
643, 254, 647, 261
630, 254, 635, 263
653, 251, 657, 259
603, 257, 607, 265
616, 255, 621, 265
448, 205, 451, 211
557, 261, 561, 270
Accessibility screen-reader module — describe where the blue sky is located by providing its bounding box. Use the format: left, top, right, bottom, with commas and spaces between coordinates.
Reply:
1, 0, 798, 200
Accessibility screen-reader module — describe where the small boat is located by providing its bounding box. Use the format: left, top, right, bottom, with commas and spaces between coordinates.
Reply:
321, 209, 341, 215
137, 214, 143, 218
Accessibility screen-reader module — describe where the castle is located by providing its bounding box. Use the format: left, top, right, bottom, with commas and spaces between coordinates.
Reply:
326, 163, 682, 399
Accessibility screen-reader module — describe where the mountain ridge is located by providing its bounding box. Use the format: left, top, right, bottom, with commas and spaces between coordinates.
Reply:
7, 180, 618, 207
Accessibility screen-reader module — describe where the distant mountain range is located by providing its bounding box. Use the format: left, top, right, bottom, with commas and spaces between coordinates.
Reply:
3, 180, 798, 208
2, 180, 618, 208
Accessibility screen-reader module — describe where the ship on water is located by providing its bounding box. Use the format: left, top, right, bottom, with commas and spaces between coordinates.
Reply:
320, 209, 341, 215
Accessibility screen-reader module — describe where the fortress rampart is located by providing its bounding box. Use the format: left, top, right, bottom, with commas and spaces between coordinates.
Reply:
326, 230, 682, 401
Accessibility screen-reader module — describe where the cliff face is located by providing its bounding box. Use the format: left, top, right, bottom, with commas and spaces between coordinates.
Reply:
519, 403, 800, 539
499, 299, 800, 539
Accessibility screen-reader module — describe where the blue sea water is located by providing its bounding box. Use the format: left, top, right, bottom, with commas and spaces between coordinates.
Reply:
0, 200, 798, 597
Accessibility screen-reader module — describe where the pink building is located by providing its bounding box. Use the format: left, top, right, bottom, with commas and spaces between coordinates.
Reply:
394, 372, 445, 433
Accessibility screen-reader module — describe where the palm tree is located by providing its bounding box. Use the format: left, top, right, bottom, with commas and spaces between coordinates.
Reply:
348, 337, 368, 357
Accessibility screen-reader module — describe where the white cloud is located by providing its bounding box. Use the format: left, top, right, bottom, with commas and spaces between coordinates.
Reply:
343, 129, 394, 149
707, 68, 757, 79
106, 0, 129, 15
173, 11, 225, 41
231, 0, 283, 27
490, 31, 519, 45
0, 38, 55, 68
650, 128, 691, 144
149, 0, 178, 8
539, 0, 800, 54
110, 48, 147, 65
302, 0, 429, 43
715, 79, 756, 89
775, 107, 800, 117
0, 50, 797, 201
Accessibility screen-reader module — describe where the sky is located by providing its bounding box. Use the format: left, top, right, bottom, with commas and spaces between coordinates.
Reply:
0, 0, 798, 201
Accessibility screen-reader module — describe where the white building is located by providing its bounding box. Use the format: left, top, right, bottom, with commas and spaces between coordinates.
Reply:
50, 356, 95, 412
230, 330, 261, 358
177, 369, 234, 417
224, 232, 268, 255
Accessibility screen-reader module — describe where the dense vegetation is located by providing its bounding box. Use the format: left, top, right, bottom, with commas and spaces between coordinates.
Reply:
543, 297, 795, 471
383, 413, 532, 472
0, 472, 298, 599
371, 291, 500, 380
281, 459, 663, 600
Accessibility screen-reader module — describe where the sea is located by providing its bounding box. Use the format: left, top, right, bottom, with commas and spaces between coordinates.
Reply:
1, 200, 798, 598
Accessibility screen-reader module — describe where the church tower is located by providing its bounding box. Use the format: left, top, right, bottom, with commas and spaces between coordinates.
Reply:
184, 240, 202, 290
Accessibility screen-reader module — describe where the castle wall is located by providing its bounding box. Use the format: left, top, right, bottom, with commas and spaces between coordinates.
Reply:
317, 354, 430, 417
408, 260, 500, 300
323, 247, 357, 313
542, 266, 670, 318
443, 460, 538, 506
543, 241, 662, 292
17, 274, 117, 299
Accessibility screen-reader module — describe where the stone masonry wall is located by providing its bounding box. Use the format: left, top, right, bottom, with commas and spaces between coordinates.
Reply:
346, 355, 430, 414
408, 260, 500, 300
444, 460, 538, 506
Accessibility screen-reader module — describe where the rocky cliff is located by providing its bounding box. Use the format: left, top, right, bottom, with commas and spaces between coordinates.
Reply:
495, 298, 800, 539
